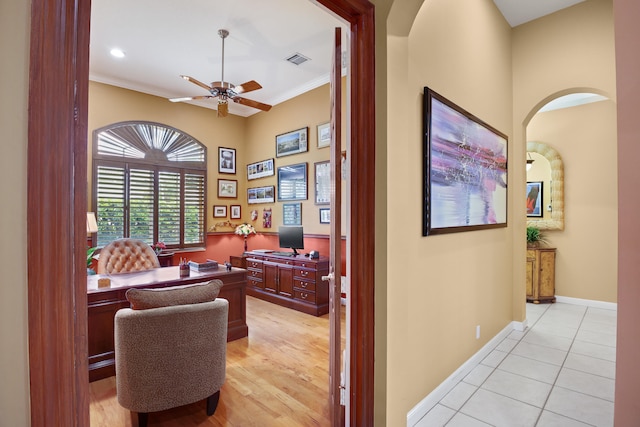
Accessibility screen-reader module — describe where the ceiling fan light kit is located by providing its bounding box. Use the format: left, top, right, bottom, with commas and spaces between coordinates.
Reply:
169, 29, 272, 117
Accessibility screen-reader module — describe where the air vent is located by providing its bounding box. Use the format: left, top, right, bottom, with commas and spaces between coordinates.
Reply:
286, 53, 310, 66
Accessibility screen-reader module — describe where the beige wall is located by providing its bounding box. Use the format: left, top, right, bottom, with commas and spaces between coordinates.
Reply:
0, 0, 31, 425
245, 81, 347, 235
527, 101, 618, 302
386, 0, 514, 424
88, 81, 247, 229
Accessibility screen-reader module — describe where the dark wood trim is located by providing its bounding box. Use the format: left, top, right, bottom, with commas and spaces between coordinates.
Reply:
28, 0, 375, 425
318, 0, 376, 425
28, 0, 91, 424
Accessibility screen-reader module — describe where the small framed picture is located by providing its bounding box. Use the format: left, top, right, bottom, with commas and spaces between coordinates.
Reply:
319, 208, 331, 224
218, 147, 236, 174
230, 204, 241, 219
315, 160, 330, 205
218, 179, 238, 198
526, 181, 544, 217
247, 158, 275, 180
276, 127, 308, 158
283, 203, 302, 225
317, 122, 330, 148
213, 205, 227, 218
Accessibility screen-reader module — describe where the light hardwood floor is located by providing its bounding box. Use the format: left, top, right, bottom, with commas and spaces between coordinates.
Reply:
90, 296, 340, 427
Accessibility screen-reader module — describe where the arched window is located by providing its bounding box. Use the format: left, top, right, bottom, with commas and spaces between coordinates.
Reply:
92, 121, 207, 249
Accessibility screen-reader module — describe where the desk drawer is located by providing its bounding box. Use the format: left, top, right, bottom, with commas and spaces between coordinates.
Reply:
294, 289, 316, 303
248, 269, 263, 280
248, 277, 263, 289
247, 259, 263, 270
294, 268, 314, 280
294, 279, 316, 292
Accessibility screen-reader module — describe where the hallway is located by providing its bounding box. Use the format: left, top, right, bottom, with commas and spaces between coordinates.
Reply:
419, 302, 616, 427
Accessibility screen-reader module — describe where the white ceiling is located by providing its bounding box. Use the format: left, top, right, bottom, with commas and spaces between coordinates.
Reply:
89, 0, 586, 117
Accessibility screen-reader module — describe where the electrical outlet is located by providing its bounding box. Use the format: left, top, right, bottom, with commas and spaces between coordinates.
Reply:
476, 325, 481, 339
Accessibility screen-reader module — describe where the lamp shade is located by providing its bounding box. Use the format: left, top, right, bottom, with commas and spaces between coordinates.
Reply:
87, 212, 98, 233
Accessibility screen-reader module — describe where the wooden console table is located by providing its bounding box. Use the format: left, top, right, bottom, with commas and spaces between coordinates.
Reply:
87, 266, 248, 382
242, 251, 329, 316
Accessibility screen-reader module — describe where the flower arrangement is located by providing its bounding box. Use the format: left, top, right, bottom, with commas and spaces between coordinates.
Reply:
153, 241, 166, 254
235, 223, 256, 236
235, 224, 256, 252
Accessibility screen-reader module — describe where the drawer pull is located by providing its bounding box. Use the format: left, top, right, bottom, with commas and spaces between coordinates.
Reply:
300, 292, 308, 299
301, 271, 308, 277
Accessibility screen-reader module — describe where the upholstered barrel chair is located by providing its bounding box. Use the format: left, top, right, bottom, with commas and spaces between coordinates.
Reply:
97, 238, 160, 274
115, 280, 227, 427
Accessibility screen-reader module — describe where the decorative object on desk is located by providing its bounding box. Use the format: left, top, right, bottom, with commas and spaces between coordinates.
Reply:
188, 259, 219, 272
153, 241, 166, 255
218, 179, 238, 198
276, 127, 308, 158
247, 158, 274, 180
87, 246, 98, 275
213, 205, 227, 218
218, 146, 236, 174
423, 87, 507, 236
277, 162, 308, 201
235, 223, 256, 252
263, 208, 272, 229
230, 204, 241, 219
179, 258, 190, 277
526, 225, 547, 248
224, 262, 232, 272
98, 278, 111, 288
317, 122, 330, 148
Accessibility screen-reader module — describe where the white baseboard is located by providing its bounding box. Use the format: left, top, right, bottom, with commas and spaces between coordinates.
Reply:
555, 295, 617, 311
406, 320, 524, 426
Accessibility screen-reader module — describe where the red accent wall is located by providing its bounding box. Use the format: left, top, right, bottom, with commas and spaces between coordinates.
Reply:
167, 233, 347, 273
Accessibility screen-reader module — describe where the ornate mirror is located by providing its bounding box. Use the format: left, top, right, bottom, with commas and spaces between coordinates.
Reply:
526, 141, 564, 231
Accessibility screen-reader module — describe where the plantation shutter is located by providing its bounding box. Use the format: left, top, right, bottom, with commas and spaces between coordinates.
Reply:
128, 168, 155, 243
184, 172, 205, 245
96, 165, 125, 247
158, 171, 181, 245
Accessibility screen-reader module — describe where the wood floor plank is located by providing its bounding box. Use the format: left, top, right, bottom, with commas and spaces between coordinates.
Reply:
89, 296, 338, 426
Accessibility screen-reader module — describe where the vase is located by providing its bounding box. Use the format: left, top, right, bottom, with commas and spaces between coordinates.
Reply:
243, 236, 248, 252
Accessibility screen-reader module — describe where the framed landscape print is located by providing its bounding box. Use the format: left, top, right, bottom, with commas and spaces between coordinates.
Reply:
230, 204, 241, 219
247, 185, 275, 204
283, 203, 302, 225
277, 162, 307, 201
218, 147, 236, 174
213, 205, 227, 218
247, 158, 274, 180
526, 181, 543, 217
423, 87, 508, 236
218, 179, 237, 198
276, 127, 308, 158
317, 122, 330, 148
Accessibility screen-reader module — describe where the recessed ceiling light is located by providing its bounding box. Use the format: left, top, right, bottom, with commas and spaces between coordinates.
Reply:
110, 48, 125, 58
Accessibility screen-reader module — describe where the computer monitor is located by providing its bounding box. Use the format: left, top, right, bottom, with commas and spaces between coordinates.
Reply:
278, 226, 304, 256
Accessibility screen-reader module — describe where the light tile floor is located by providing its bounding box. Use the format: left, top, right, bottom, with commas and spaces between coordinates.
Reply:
417, 302, 617, 427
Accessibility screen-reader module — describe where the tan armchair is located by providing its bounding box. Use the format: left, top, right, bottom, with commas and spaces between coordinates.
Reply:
97, 238, 160, 274
115, 281, 227, 427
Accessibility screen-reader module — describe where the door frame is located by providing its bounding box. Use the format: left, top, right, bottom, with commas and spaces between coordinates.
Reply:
27, 0, 375, 426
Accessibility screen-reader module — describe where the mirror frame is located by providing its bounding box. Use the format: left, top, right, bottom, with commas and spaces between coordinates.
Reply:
526, 141, 564, 231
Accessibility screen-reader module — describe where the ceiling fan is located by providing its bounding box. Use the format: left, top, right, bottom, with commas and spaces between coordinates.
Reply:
169, 29, 272, 117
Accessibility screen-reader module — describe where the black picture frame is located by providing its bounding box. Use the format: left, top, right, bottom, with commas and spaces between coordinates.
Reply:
277, 162, 308, 201
247, 185, 275, 204
319, 208, 331, 224
423, 87, 508, 236
218, 147, 236, 174
247, 158, 275, 180
276, 127, 308, 158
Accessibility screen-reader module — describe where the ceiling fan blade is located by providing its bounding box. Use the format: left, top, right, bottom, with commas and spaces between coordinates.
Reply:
180, 75, 213, 92
234, 80, 262, 94
232, 96, 272, 112
169, 95, 215, 103
217, 101, 229, 117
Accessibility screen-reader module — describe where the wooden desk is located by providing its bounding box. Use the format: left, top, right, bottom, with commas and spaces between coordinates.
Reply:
87, 266, 248, 382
